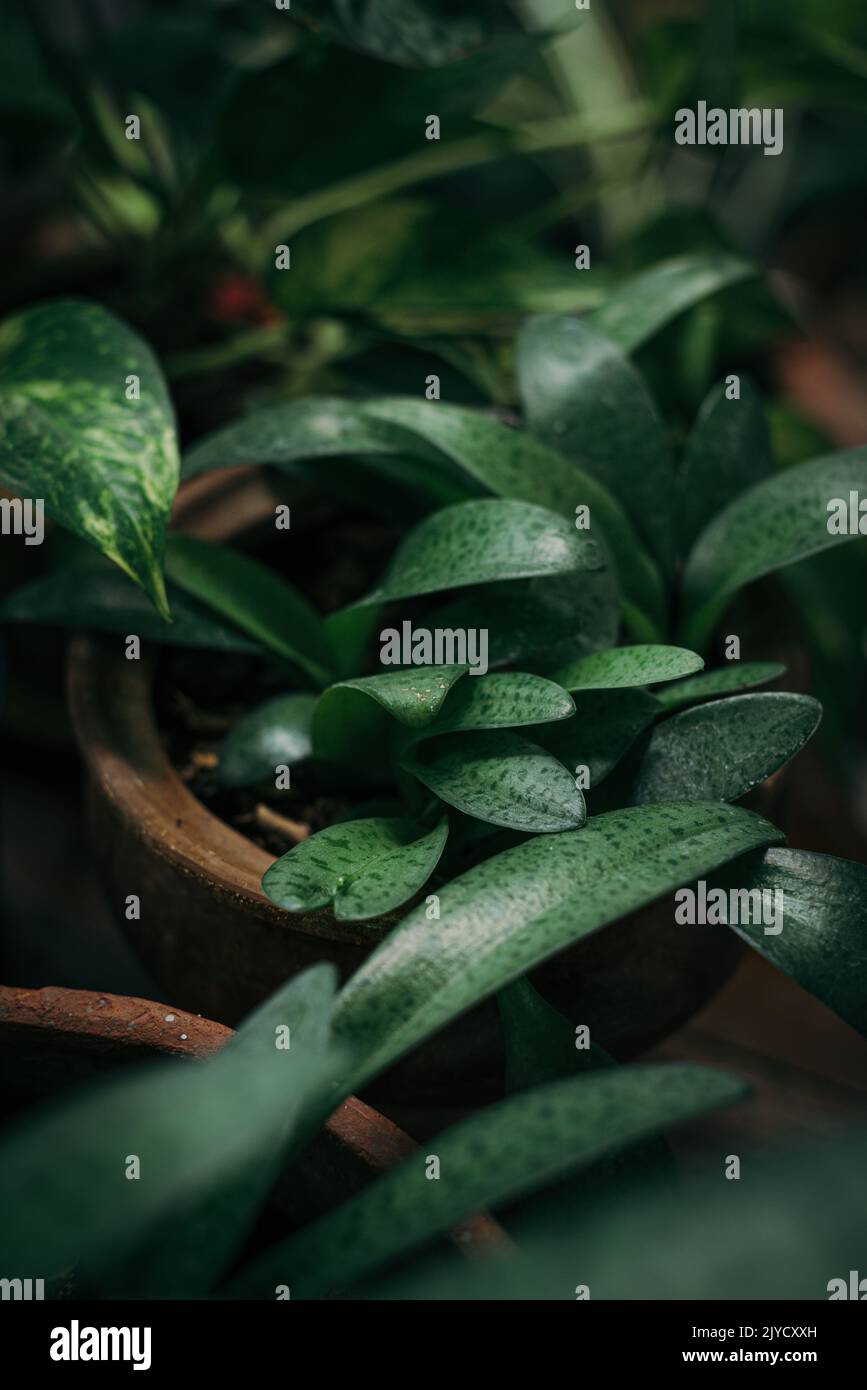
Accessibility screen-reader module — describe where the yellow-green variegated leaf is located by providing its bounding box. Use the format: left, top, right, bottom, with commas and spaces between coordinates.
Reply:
0, 299, 179, 618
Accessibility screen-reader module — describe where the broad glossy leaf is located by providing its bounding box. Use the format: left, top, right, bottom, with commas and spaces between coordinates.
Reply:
313, 665, 468, 766
165, 536, 335, 687
372, 1128, 867, 1300
185, 395, 655, 637
183, 396, 472, 514
0, 564, 262, 654
657, 661, 785, 711
359, 499, 601, 605
323, 603, 383, 680
288, 0, 524, 68
217, 694, 316, 788
498, 978, 612, 1093
227, 1063, 744, 1300
262, 816, 448, 922
0, 299, 178, 617
532, 687, 661, 787
333, 801, 782, 1090
403, 673, 575, 746
426, 572, 619, 669
547, 644, 703, 692
403, 729, 586, 833
625, 693, 821, 804
0, 966, 338, 1296
708, 847, 867, 1038
589, 253, 754, 353
516, 315, 675, 575
365, 396, 665, 639
680, 448, 867, 649
678, 377, 773, 553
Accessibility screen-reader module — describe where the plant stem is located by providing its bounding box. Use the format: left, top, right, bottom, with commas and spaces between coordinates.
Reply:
259, 103, 655, 253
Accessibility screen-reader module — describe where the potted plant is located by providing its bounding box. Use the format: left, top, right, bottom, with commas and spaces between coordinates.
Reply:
1, 270, 866, 1104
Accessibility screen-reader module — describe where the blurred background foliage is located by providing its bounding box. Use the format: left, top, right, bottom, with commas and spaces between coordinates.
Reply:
1, 0, 866, 788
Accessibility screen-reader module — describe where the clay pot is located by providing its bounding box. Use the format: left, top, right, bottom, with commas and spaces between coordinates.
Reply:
0, 984, 505, 1255
68, 471, 787, 1103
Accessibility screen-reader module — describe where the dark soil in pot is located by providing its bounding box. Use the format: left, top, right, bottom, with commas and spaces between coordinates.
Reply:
68, 470, 800, 1105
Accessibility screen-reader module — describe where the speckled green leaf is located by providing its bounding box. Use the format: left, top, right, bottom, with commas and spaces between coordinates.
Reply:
358, 499, 601, 606
707, 847, 867, 1038
403, 673, 575, 747
403, 729, 586, 833
165, 536, 335, 687
657, 661, 786, 712
262, 816, 448, 922
216, 694, 317, 789
0, 299, 179, 618
677, 377, 773, 553
625, 693, 822, 804
185, 395, 656, 638
680, 448, 867, 649
427, 573, 618, 668
366, 397, 664, 639
288, 0, 522, 67
313, 665, 468, 766
531, 688, 661, 788
332, 801, 782, 1091
0, 965, 338, 1297
498, 978, 612, 1093
547, 644, 703, 692
588, 254, 754, 353
183, 396, 471, 514
516, 315, 675, 576
227, 1063, 744, 1300
0, 562, 262, 654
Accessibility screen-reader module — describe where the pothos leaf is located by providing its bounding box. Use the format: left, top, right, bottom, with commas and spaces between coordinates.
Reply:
262, 816, 448, 922
0, 299, 179, 618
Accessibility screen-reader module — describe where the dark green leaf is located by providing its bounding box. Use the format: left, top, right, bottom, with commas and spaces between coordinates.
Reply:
333, 801, 782, 1090
426, 573, 619, 669
262, 816, 448, 922
589, 254, 755, 353
657, 661, 786, 711
216, 694, 317, 789
625, 693, 822, 804
313, 665, 468, 766
0, 966, 338, 1296
517, 314, 675, 576
0, 299, 178, 617
532, 688, 662, 787
547, 644, 703, 691
288, 0, 524, 68
405, 673, 575, 744
227, 1063, 744, 1300
678, 376, 773, 554
498, 978, 613, 1093
680, 447, 867, 649
708, 847, 867, 1038
403, 729, 586, 833
0, 563, 261, 654
165, 536, 335, 687
359, 499, 601, 605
